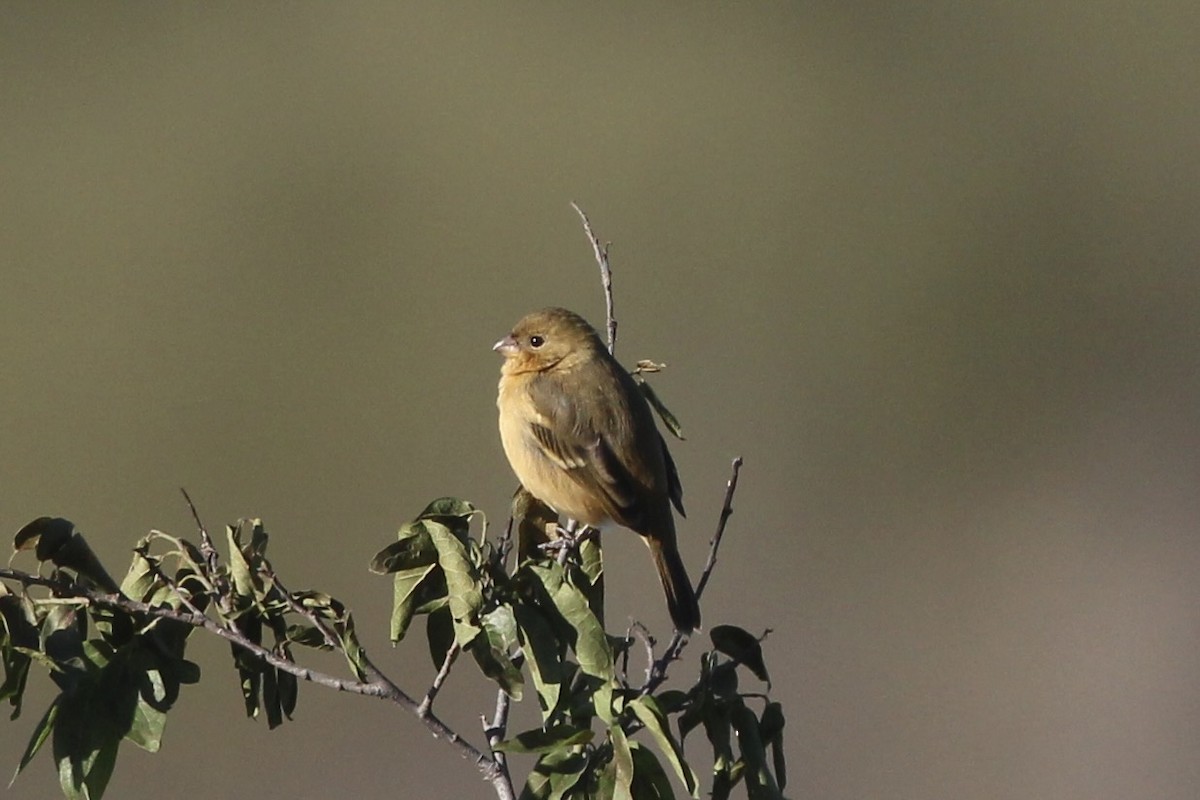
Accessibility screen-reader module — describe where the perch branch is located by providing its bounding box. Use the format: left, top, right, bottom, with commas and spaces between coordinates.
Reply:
642, 456, 744, 694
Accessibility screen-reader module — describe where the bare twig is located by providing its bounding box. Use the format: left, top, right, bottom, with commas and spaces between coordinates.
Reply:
570, 202, 616, 354
621, 620, 656, 688
418, 642, 462, 718
495, 512, 516, 572
180, 487, 217, 569
483, 670, 518, 800
642, 456, 744, 694
180, 487, 233, 615
695, 456, 743, 599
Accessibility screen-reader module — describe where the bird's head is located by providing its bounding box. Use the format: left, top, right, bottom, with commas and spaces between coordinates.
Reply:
494, 307, 605, 374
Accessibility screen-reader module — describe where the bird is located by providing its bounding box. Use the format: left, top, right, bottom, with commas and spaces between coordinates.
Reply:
494, 307, 701, 633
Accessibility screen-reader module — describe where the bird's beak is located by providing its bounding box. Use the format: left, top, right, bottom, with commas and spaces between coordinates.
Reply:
493, 334, 519, 356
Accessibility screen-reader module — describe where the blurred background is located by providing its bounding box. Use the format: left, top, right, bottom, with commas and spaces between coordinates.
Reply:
3, 3, 1198, 799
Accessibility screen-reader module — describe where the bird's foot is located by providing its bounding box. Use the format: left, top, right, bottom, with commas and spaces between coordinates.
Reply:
539, 522, 598, 564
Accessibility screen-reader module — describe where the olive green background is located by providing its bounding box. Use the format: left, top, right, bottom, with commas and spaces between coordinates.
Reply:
3, 4, 1198, 799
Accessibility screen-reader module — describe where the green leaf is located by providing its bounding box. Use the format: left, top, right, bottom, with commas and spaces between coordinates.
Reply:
574, 534, 605, 623
368, 523, 439, 574
334, 612, 369, 682
41, 604, 85, 682
389, 562, 439, 643
417, 496, 481, 520
629, 742, 677, 800
12, 697, 58, 785
425, 606, 455, 669
13, 517, 119, 592
710, 661, 740, 699
526, 561, 616, 723
483, 605, 519, 652
654, 689, 688, 715
278, 669, 298, 719
591, 755, 618, 800
118, 550, 161, 603
53, 690, 121, 800
80, 640, 114, 671
13, 517, 72, 560
731, 702, 783, 799
418, 497, 486, 548
284, 624, 329, 649
125, 691, 167, 753
263, 666, 283, 729
514, 604, 564, 720
0, 592, 38, 720
292, 591, 346, 619
225, 524, 258, 602
518, 750, 588, 800
426, 520, 483, 647
528, 563, 612, 683
0, 650, 30, 721
235, 649, 262, 720
170, 658, 201, 685
494, 723, 593, 754
701, 698, 736, 794
630, 695, 699, 797
470, 612, 524, 700
610, 726, 635, 800
710, 625, 770, 685
636, 379, 685, 440
760, 701, 787, 791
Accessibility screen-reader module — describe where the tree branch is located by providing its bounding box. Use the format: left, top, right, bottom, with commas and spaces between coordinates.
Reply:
695, 455, 743, 600
482, 659, 519, 800
570, 202, 616, 354
0, 566, 511, 793
642, 456, 744, 694
419, 642, 461, 718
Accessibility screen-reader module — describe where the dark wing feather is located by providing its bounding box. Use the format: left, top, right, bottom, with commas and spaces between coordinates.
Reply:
526, 369, 650, 528
659, 432, 685, 517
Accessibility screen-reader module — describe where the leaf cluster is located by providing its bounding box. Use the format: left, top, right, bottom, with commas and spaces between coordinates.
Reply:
1, 518, 202, 799
370, 496, 789, 799
0, 514, 371, 799
3, 488, 787, 800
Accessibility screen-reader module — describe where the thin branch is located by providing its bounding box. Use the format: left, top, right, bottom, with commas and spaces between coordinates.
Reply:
180, 487, 232, 615
0, 566, 509, 789
483, 670, 518, 800
135, 543, 210, 622
180, 487, 217, 570
570, 202, 616, 354
642, 456, 744, 694
495, 512, 516, 572
622, 620, 656, 688
695, 455, 743, 599
418, 642, 461, 718
261, 564, 341, 649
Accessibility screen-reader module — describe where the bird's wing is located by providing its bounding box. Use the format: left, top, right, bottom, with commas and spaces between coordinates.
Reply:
659, 432, 685, 517
526, 373, 649, 529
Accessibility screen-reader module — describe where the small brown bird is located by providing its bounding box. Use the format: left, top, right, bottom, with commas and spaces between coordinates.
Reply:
494, 307, 700, 632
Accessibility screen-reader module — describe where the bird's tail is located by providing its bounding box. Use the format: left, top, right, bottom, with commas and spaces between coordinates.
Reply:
647, 537, 701, 633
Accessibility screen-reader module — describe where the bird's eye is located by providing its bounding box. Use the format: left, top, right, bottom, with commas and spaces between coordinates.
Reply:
529, 335, 545, 348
